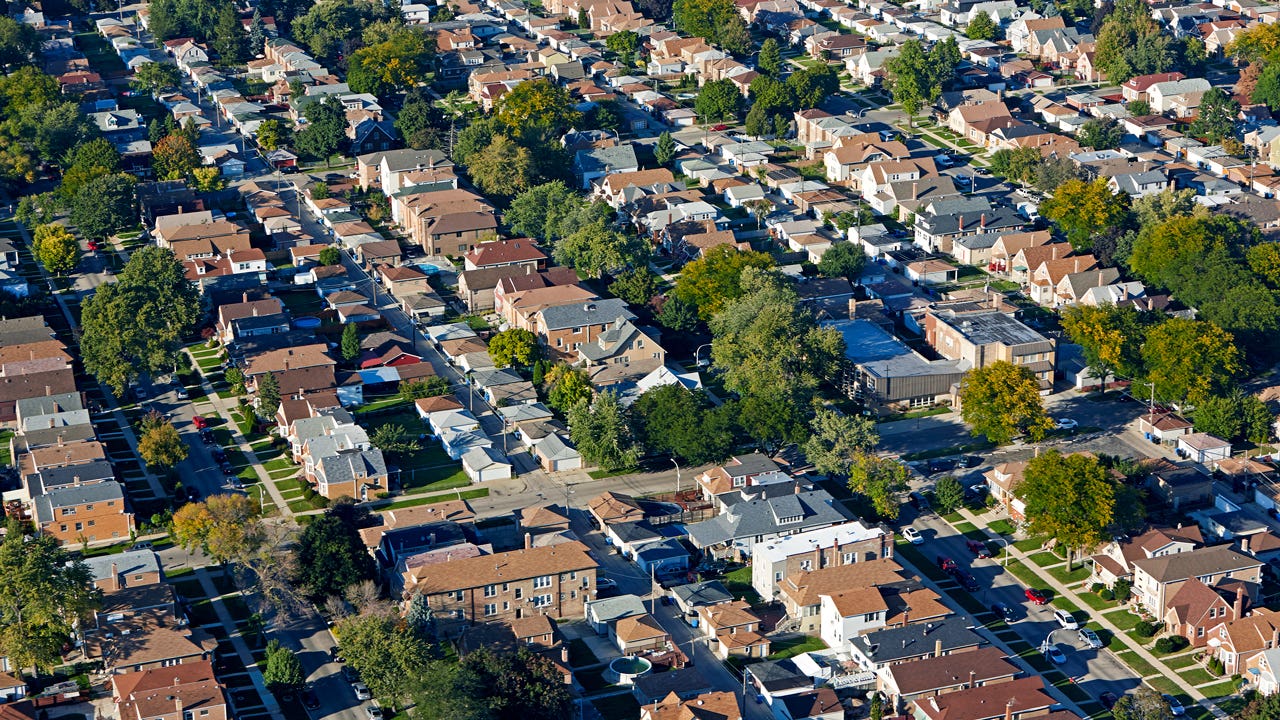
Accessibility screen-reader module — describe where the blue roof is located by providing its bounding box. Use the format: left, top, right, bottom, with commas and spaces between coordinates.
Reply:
821, 319, 913, 364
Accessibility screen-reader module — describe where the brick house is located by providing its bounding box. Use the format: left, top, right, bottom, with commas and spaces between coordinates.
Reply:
112, 660, 228, 720
35, 481, 135, 545
533, 299, 636, 358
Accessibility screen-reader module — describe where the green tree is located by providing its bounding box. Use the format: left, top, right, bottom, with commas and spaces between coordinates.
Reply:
153, 133, 199, 181
1077, 118, 1123, 150
885, 39, 933, 121
1111, 688, 1175, 720
1189, 87, 1239, 144
130, 61, 182, 93
225, 367, 246, 395
336, 612, 433, 705
399, 376, 450, 401
248, 9, 268, 54
1253, 63, 1280, 110
1126, 99, 1152, 116
816, 242, 866, 281
958, 361, 1054, 444
654, 131, 676, 167
1194, 392, 1246, 441
933, 475, 964, 514
1140, 317, 1243, 408
870, 693, 884, 720
672, 0, 749, 53
671, 245, 775, 319
466, 134, 534, 198
657, 295, 700, 332
370, 424, 421, 455
496, 78, 581, 134
294, 504, 377, 599
262, 639, 305, 692
847, 453, 909, 520
988, 146, 1042, 185
567, 392, 638, 472
605, 29, 639, 60
170, 494, 264, 566
695, 79, 741, 124
0, 526, 99, 673
1094, 0, 1174, 82
347, 27, 434, 97
256, 372, 282, 420
317, 246, 342, 266
138, 411, 188, 469
1018, 451, 1115, 568
488, 328, 539, 368
1039, 178, 1130, 250
787, 65, 840, 108
0, 16, 39, 69
552, 220, 649, 277
256, 119, 288, 152
966, 12, 998, 40
1060, 304, 1145, 388
544, 364, 592, 412
341, 322, 361, 362
291, 0, 393, 59
396, 94, 444, 151
294, 96, 348, 162
213, 2, 246, 64
504, 181, 578, 241
68, 173, 136, 240
758, 38, 783, 77
631, 385, 736, 464
31, 224, 80, 275
609, 267, 659, 306
803, 408, 879, 477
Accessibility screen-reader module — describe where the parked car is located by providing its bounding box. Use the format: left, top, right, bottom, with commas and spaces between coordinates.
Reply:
902, 527, 923, 544
1025, 588, 1050, 605
1055, 418, 1078, 430
175, 386, 188, 399
1054, 608, 1079, 630
1045, 644, 1066, 664
1079, 628, 1103, 649
128, 541, 153, 551
966, 540, 991, 558
596, 578, 618, 591
1163, 695, 1185, 716
353, 682, 372, 701
192, 415, 208, 430
909, 492, 930, 511
936, 556, 957, 572
186, 487, 201, 502
366, 707, 384, 720
991, 602, 1016, 623
936, 154, 954, 168
960, 455, 983, 468
954, 570, 980, 592
1101, 692, 1118, 710
301, 688, 321, 710
926, 459, 954, 475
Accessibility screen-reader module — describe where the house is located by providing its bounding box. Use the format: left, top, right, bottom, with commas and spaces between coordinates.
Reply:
697, 600, 771, 659
402, 541, 598, 631
985, 461, 1028, 521
534, 433, 583, 472
463, 239, 547, 271
1165, 578, 1250, 648
85, 549, 163, 591
641, 691, 741, 720
585, 594, 648, 635
1148, 462, 1214, 508
535, 299, 636, 358
111, 660, 228, 720
879, 646, 1019, 708
948, 101, 1014, 145
588, 491, 645, 527
1089, 525, 1204, 590
612, 614, 670, 654
34, 481, 135, 545
1131, 545, 1263, 618
750, 521, 893, 602
575, 144, 640, 189
848, 618, 985, 672
1178, 433, 1232, 463
912, 676, 1055, 720
1210, 607, 1280, 675
631, 667, 716, 706
694, 453, 784, 505
686, 489, 851, 560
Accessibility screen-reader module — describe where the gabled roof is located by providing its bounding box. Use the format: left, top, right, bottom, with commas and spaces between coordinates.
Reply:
1133, 545, 1262, 584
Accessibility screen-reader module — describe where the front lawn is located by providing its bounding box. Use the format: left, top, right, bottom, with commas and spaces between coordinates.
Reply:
1047, 564, 1092, 585
1197, 680, 1239, 699
1179, 668, 1216, 685
1103, 608, 1143, 631
1115, 650, 1159, 679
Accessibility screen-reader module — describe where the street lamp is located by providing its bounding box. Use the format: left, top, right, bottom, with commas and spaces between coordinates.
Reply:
671, 457, 682, 496
694, 343, 713, 368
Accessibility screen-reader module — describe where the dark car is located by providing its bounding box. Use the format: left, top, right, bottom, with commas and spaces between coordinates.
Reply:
966, 540, 992, 558
909, 492, 930, 511
1101, 692, 1119, 710
211, 448, 226, 462
301, 688, 320, 710
961, 455, 983, 468
991, 602, 1016, 622
936, 555, 957, 572
954, 571, 980, 592
329, 646, 342, 663
1025, 588, 1050, 605
926, 459, 954, 475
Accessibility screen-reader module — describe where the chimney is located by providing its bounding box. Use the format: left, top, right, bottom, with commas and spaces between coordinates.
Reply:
969, 670, 976, 688
1243, 535, 1252, 554
560, 644, 570, 663
935, 638, 943, 657
958, 214, 964, 230
980, 213, 987, 229
813, 544, 822, 571
912, 181, 918, 200
833, 538, 840, 567
1004, 699, 1014, 720
1235, 585, 1246, 619
173, 697, 182, 718
243, 291, 249, 303
111, 562, 120, 591
174, 676, 182, 687
525, 532, 533, 549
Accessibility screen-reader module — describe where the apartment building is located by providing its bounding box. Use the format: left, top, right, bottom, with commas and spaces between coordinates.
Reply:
922, 309, 1056, 389
34, 480, 135, 545
750, 521, 893, 601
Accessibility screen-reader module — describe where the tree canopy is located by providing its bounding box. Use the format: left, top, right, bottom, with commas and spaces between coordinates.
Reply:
567, 392, 638, 472
31, 223, 80, 275
336, 610, 434, 705
1094, 0, 1174, 82
347, 27, 435, 97
1039, 178, 1130, 251
294, 502, 378, 600
1060, 304, 1145, 387
1141, 317, 1243, 407
630, 385, 736, 465
0, 525, 99, 673
958, 361, 1053, 444
672, 0, 750, 54
671, 245, 775, 319
171, 494, 264, 566
847, 454, 909, 520
138, 411, 188, 469
1019, 451, 1116, 567
552, 220, 648, 278
885, 38, 960, 120
488, 328, 538, 368
804, 408, 879, 477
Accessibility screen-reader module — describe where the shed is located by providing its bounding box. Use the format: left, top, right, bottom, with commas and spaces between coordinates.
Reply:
461, 446, 512, 483
585, 594, 647, 634
1178, 432, 1232, 464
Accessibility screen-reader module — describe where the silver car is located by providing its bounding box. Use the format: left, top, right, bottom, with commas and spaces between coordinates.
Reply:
1078, 628, 1103, 649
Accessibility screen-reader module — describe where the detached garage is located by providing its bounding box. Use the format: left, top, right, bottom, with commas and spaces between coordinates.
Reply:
535, 433, 583, 473
462, 447, 512, 483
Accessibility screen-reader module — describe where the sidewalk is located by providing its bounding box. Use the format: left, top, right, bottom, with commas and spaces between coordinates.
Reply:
194, 567, 282, 717
953, 505, 1230, 720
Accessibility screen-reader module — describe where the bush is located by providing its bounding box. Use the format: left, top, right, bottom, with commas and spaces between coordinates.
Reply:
308, 495, 330, 510
1208, 656, 1225, 676
1114, 579, 1131, 602
1100, 589, 1115, 601
375, 491, 391, 499
1135, 620, 1161, 638
1155, 636, 1189, 653
1090, 583, 1104, 594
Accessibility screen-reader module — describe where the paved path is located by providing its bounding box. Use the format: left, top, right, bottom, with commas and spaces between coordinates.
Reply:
194, 567, 283, 718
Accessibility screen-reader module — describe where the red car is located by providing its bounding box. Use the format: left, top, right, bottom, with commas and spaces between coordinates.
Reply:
86, 240, 99, 252
936, 555, 957, 572
1025, 588, 1050, 605
711, 124, 730, 131
967, 540, 992, 558
192, 415, 208, 430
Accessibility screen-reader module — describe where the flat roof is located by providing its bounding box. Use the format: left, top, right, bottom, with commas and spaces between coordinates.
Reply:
822, 319, 912, 363
933, 310, 1047, 346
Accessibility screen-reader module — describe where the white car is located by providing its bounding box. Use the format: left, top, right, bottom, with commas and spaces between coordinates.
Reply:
353, 682, 372, 701
1054, 608, 1080, 630
902, 527, 923, 545
1055, 418, 1078, 430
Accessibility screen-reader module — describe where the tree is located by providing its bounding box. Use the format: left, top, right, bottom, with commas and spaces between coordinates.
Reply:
672, 0, 749, 54
816, 242, 866, 281
933, 476, 964, 514
695, 79, 741, 124
0, 525, 99, 673
1019, 451, 1115, 568
69, 173, 136, 240
1252, 63, 1280, 110
609, 267, 659, 306
959, 361, 1054, 444
567, 392, 637, 472
1126, 99, 1151, 116
787, 65, 840, 108
347, 27, 434, 97
585, 101, 623, 133
1189, 87, 1239, 144
657, 295, 700, 332
336, 612, 433, 705
0, 16, 39, 69
1094, 0, 1174, 82
257, 119, 288, 152
262, 640, 305, 692
870, 693, 883, 720
138, 411, 188, 469
294, 97, 348, 162
605, 29, 639, 60
396, 94, 444, 152
488, 328, 538, 368
988, 146, 1043, 185
758, 38, 783, 77
966, 11, 998, 40
247, 9, 267, 54
213, 2, 246, 64
505, 181, 584, 241
1039, 178, 1130, 250
80, 247, 200, 395
466, 134, 535, 198
1077, 117, 1123, 150
847, 453, 909, 520
1194, 392, 1246, 441
544, 364, 592, 412
803, 408, 879, 477
1141, 317, 1243, 407
256, 372, 281, 420
496, 78, 581, 134
291, 0, 393, 59
553, 220, 649, 278
654, 131, 676, 167
1060, 304, 1145, 388
341, 322, 361, 362
225, 367, 246, 395
671, 245, 775, 319
885, 39, 932, 120
631, 385, 735, 464
370, 424, 420, 456
153, 133, 199, 181
1111, 688, 1175, 720
191, 167, 223, 192
31, 224, 80, 275
171, 494, 264, 566
130, 61, 182, 93
317, 246, 342, 266
294, 505, 377, 600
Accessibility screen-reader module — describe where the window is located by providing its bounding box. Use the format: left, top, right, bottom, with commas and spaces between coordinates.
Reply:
800, 560, 812, 571
864, 612, 879, 622
62, 507, 76, 515
454, 590, 464, 601
882, 544, 892, 558
582, 577, 590, 588
86, 504, 94, 511
60, 524, 67, 532
75, 522, 83, 531
733, 477, 746, 488
514, 588, 523, 599
484, 603, 498, 616
532, 594, 553, 607
484, 584, 497, 597
573, 327, 582, 334
88, 520, 95, 527
843, 553, 855, 565
502, 583, 510, 592
533, 575, 552, 589
774, 572, 783, 582
1198, 627, 1206, 637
